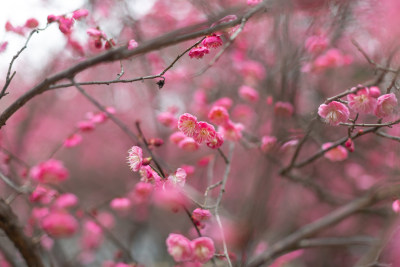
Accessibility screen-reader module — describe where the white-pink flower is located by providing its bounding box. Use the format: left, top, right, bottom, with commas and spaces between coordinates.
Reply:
322, 143, 348, 162
178, 113, 199, 138
127, 146, 143, 172
347, 88, 377, 114
178, 137, 200, 151
166, 168, 187, 187
193, 122, 216, 144
166, 233, 193, 262
127, 39, 138, 50
191, 237, 215, 263
318, 101, 349, 126
374, 93, 398, 118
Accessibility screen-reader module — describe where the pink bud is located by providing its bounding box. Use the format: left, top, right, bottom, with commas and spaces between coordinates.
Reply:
41, 211, 78, 238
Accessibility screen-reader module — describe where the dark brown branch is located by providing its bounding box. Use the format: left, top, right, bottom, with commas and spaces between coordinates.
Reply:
298, 236, 376, 248
0, 3, 268, 128
0, 199, 44, 267
248, 184, 400, 267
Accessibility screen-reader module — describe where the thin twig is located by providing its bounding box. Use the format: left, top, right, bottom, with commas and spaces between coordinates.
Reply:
1, 25, 49, 99
0, 170, 29, 194
376, 131, 400, 142
214, 142, 234, 267
351, 39, 397, 73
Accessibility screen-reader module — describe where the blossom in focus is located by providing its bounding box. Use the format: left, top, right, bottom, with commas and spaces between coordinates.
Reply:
193, 122, 216, 144
178, 113, 199, 138
322, 143, 348, 162
30, 159, 69, 184
191, 237, 215, 263
347, 88, 377, 114
127, 146, 143, 172
374, 93, 398, 118
318, 101, 349, 126
166, 233, 193, 262
206, 132, 224, 149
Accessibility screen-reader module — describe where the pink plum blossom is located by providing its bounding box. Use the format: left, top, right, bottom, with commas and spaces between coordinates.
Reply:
188, 47, 209, 59
128, 39, 138, 50
206, 132, 224, 149
213, 97, 233, 110
192, 208, 212, 221
170, 131, 187, 145
374, 93, 398, 118
369, 86, 381, 98
193, 122, 216, 144
239, 85, 259, 102
305, 35, 328, 54
178, 113, 199, 138
110, 198, 132, 212
30, 159, 69, 184
322, 143, 348, 162
53, 193, 79, 209
166, 168, 187, 187
77, 120, 95, 131
191, 237, 215, 263
178, 137, 200, 151
318, 101, 350, 126
208, 106, 230, 126
127, 146, 143, 172
247, 0, 262, 6
274, 102, 294, 117
219, 121, 243, 141
392, 200, 400, 213
261, 136, 277, 152
202, 34, 223, 49
24, 18, 39, 28
347, 88, 377, 114
29, 185, 57, 204
72, 9, 89, 20
158, 111, 177, 128
81, 220, 103, 250
40, 211, 78, 238
130, 182, 153, 204
166, 233, 193, 262
63, 134, 82, 148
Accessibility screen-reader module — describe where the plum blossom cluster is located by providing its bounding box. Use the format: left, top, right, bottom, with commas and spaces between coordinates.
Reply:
86, 27, 116, 50
63, 107, 116, 148
166, 233, 215, 264
5, 18, 39, 36
189, 34, 223, 59
318, 86, 398, 126
178, 113, 224, 149
47, 9, 89, 35
302, 33, 353, 73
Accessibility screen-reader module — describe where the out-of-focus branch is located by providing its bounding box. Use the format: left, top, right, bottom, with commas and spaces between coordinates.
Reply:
0, 171, 29, 194
214, 142, 234, 267
352, 39, 397, 73
375, 131, 400, 142
298, 236, 376, 248
1, 25, 48, 99
0, 2, 268, 128
0, 199, 44, 267
248, 184, 400, 267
